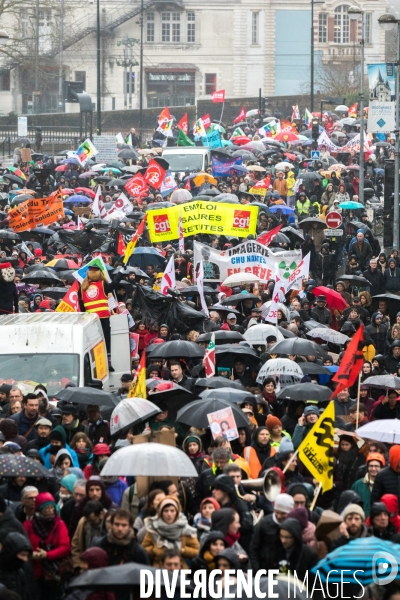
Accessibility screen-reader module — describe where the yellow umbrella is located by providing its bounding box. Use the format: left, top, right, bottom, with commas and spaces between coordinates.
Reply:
191, 172, 217, 186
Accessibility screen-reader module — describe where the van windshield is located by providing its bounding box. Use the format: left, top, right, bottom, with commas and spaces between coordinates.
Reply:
163, 153, 204, 172
0, 354, 79, 395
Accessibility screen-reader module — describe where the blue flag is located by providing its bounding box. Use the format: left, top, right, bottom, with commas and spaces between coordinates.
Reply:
212, 155, 243, 176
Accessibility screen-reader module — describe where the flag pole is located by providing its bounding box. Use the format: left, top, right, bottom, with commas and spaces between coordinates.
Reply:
310, 482, 322, 510
282, 449, 299, 473
356, 369, 362, 429
219, 100, 225, 126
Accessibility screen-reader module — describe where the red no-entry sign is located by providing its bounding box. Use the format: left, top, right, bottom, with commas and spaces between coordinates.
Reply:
326, 211, 343, 229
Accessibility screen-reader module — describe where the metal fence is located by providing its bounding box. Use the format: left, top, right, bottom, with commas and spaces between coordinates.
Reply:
0, 126, 81, 144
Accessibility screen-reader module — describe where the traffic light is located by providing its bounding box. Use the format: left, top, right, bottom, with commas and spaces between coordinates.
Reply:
311, 118, 319, 140
260, 97, 268, 115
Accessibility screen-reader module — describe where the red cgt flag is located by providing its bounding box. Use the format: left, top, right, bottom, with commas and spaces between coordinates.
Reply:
144, 159, 166, 190
158, 107, 171, 124
117, 233, 126, 256
234, 106, 246, 124
124, 173, 148, 198
212, 90, 225, 103
177, 113, 188, 135
202, 333, 216, 376
330, 324, 365, 397
257, 224, 283, 246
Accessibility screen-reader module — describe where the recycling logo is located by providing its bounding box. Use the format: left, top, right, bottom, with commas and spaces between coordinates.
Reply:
278, 260, 298, 279
377, 118, 386, 128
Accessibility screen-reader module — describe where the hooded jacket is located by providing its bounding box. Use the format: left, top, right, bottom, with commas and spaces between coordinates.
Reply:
191, 530, 229, 573
366, 314, 389, 355
262, 517, 318, 581
182, 434, 206, 474
78, 548, 116, 600
39, 425, 79, 468
384, 261, 400, 291
0, 532, 35, 600
371, 446, 400, 507
0, 506, 28, 541
210, 475, 253, 552
380, 493, 400, 532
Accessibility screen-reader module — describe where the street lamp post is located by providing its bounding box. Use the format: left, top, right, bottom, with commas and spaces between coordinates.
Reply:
348, 6, 365, 206
96, 0, 101, 135
378, 13, 400, 249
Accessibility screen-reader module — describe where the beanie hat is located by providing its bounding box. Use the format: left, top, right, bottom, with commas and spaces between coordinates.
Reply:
186, 436, 201, 446
266, 415, 282, 432
60, 473, 78, 494
370, 502, 389, 519
34, 248, 43, 256
200, 497, 221, 512
342, 503, 365, 521
157, 496, 182, 517
49, 428, 64, 443
389, 445, 400, 472
304, 406, 320, 418
274, 493, 295, 514
35, 492, 56, 512
278, 436, 295, 456
286, 506, 308, 529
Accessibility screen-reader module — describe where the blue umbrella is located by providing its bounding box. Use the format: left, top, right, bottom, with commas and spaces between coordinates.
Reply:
59, 157, 80, 165
64, 209, 74, 215
269, 204, 295, 215
312, 538, 400, 584
127, 247, 165, 269
229, 165, 249, 174
64, 195, 91, 205
338, 201, 364, 209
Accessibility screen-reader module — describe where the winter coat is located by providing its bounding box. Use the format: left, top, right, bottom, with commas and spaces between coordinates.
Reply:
0, 506, 29, 541
249, 513, 280, 571
0, 533, 37, 600
142, 528, 199, 568
384, 266, 400, 291
96, 533, 150, 567
348, 240, 373, 270
366, 315, 389, 355
102, 479, 128, 507
23, 517, 71, 579
371, 467, 400, 507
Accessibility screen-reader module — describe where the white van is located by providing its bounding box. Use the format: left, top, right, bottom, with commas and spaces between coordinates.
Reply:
162, 146, 211, 175
0, 312, 131, 395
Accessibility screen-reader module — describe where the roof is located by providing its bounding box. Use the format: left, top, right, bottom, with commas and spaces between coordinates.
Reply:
0, 313, 98, 327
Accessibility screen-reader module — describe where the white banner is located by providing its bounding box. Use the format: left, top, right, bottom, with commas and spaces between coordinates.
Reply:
194, 240, 302, 282
367, 101, 395, 133
196, 259, 210, 316
160, 256, 176, 296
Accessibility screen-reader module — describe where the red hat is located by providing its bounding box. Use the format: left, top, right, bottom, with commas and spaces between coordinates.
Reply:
200, 497, 221, 511
0, 262, 12, 269
35, 492, 56, 512
38, 300, 51, 310
266, 415, 282, 432
34, 248, 43, 256
93, 443, 111, 456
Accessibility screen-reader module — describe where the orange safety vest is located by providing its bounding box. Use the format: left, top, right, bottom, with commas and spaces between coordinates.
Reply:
81, 280, 110, 318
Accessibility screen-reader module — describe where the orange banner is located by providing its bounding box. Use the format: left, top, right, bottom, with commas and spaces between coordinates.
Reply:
9, 191, 65, 232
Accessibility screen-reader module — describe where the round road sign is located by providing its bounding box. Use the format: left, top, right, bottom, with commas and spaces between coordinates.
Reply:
325, 211, 343, 229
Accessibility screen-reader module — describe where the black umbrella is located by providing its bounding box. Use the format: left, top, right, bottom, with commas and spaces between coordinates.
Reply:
302, 319, 329, 331
196, 331, 245, 344
10, 194, 33, 203
118, 149, 140, 159
147, 340, 205, 359
269, 232, 291, 245
215, 344, 261, 369
337, 275, 371, 286
15, 136, 31, 146
194, 377, 246, 391
221, 293, 259, 306
24, 263, 53, 273
281, 226, 304, 241
371, 293, 400, 322
200, 388, 256, 404
23, 271, 63, 285
94, 176, 112, 183
41, 287, 69, 300
179, 285, 217, 296
0, 229, 21, 240
57, 270, 77, 283
297, 217, 328, 229
3, 173, 24, 185
177, 398, 248, 428
106, 179, 126, 187
300, 362, 332, 375
269, 338, 327, 358
54, 386, 118, 407
0, 454, 50, 478
277, 382, 331, 402
277, 325, 296, 338
201, 188, 220, 196
67, 563, 161, 591
148, 382, 196, 418
30, 227, 56, 236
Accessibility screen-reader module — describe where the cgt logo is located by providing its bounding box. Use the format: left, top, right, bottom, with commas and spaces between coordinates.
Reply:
154, 214, 171, 233
233, 210, 251, 229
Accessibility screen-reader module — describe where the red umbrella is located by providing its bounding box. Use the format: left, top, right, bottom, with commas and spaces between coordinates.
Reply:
274, 131, 300, 142
284, 152, 296, 160
61, 189, 74, 195
232, 136, 251, 146
312, 286, 348, 311
75, 187, 95, 198
55, 164, 68, 172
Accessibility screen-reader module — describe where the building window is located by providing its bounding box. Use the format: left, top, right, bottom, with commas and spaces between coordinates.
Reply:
334, 5, 349, 44
205, 73, 217, 95
187, 12, 195, 43
252, 12, 259, 44
365, 13, 371, 43
124, 71, 135, 94
75, 71, 86, 89
162, 12, 180, 42
318, 13, 327, 42
147, 12, 154, 42
0, 73, 10, 91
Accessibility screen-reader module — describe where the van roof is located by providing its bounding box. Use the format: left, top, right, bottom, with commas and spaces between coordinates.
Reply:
162, 147, 209, 153
0, 313, 99, 327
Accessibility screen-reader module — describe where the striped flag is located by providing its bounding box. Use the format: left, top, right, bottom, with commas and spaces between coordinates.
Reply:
203, 333, 216, 376
304, 108, 312, 127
